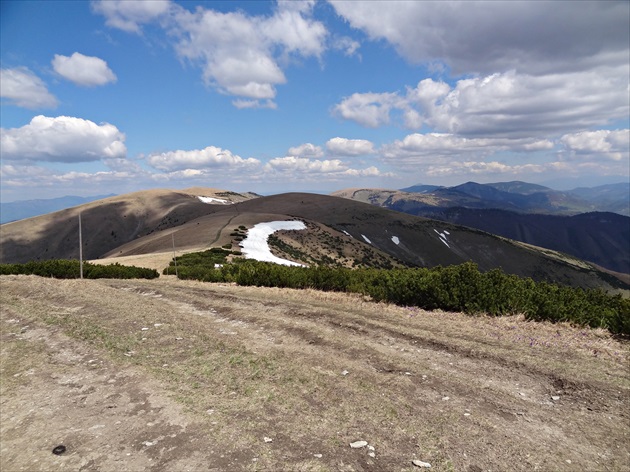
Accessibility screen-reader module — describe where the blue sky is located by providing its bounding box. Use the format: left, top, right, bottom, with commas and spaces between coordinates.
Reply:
1, 0, 628, 202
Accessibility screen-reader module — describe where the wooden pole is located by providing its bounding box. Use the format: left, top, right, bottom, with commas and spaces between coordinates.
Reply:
79, 212, 83, 279
172, 232, 178, 277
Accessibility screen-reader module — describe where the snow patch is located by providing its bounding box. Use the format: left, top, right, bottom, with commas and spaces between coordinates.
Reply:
198, 196, 231, 204
433, 229, 450, 248
240, 221, 306, 266
391, 236, 400, 245
361, 234, 372, 244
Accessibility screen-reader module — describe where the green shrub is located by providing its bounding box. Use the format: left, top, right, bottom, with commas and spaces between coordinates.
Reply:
0, 260, 158, 279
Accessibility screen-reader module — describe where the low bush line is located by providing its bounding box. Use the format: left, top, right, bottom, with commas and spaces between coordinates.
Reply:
0, 260, 159, 280
170, 257, 629, 335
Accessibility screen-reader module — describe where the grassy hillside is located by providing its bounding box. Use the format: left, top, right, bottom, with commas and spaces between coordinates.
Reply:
335, 188, 630, 275
0, 188, 258, 263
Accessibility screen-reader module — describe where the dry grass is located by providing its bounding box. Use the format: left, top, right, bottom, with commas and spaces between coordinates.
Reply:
2, 275, 629, 471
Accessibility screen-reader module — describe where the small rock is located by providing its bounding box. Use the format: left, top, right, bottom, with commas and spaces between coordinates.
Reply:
350, 440, 368, 449
441, 396, 450, 401
313, 454, 322, 458
264, 437, 273, 443
154, 323, 163, 327
368, 451, 376, 458
367, 445, 375, 451
518, 392, 525, 396
412, 459, 432, 468
551, 396, 561, 401
464, 413, 471, 416
141, 327, 149, 331
341, 370, 349, 376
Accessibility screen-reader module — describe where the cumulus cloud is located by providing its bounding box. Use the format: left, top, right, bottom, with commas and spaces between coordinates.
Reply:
560, 129, 629, 161
146, 146, 260, 172
383, 133, 553, 160
1, 115, 126, 162
267, 156, 346, 173
326, 137, 375, 156
287, 143, 323, 158
0, 67, 58, 109
91, 0, 171, 33
168, 1, 326, 107
266, 156, 385, 179
52, 52, 117, 87
329, 1, 629, 75
332, 92, 400, 128
334, 69, 629, 137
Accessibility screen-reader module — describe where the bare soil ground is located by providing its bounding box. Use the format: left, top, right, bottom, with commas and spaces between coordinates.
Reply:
1, 275, 629, 471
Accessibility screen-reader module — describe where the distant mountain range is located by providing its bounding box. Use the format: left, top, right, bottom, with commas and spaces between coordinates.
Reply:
399, 181, 629, 216
333, 181, 630, 274
1, 194, 116, 224
1, 187, 626, 292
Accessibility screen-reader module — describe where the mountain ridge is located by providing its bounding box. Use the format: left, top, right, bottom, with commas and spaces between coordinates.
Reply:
1, 188, 626, 292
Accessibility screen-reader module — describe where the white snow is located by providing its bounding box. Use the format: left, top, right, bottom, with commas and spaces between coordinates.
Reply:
391, 236, 400, 245
433, 229, 450, 248
198, 196, 231, 204
361, 234, 372, 244
240, 220, 307, 266
342, 230, 351, 237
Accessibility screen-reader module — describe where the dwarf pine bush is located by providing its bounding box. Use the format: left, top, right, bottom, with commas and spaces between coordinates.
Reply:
169, 256, 629, 335
0, 260, 159, 279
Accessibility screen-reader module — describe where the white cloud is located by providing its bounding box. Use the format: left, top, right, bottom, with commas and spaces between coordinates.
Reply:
1, 115, 126, 162
170, 1, 327, 106
560, 129, 629, 161
52, 52, 117, 87
326, 137, 374, 156
0, 67, 58, 109
334, 69, 629, 138
232, 99, 277, 109
267, 156, 347, 173
332, 92, 400, 128
265, 156, 385, 179
287, 143, 323, 158
382, 133, 553, 162
146, 146, 260, 172
91, 0, 172, 33
329, 1, 629, 75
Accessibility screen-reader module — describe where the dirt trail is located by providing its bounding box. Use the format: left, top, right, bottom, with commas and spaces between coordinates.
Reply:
1, 275, 629, 471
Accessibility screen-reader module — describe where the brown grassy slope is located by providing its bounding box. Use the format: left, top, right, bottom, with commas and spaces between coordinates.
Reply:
0, 188, 257, 264
2, 275, 628, 471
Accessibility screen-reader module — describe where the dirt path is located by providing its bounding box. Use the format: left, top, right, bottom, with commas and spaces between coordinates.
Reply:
1, 275, 629, 471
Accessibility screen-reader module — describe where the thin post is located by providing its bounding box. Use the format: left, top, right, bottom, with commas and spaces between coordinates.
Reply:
172, 232, 178, 277
79, 212, 83, 279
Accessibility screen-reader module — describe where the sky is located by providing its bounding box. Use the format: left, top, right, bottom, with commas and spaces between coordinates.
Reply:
1, 0, 629, 202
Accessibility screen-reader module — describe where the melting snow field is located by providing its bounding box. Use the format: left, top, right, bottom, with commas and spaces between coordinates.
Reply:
361, 234, 372, 244
240, 221, 307, 266
197, 196, 231, 204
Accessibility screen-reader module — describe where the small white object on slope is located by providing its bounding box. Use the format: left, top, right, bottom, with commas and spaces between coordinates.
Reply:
350, 440, 368, 449
412, 459, 432, 468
